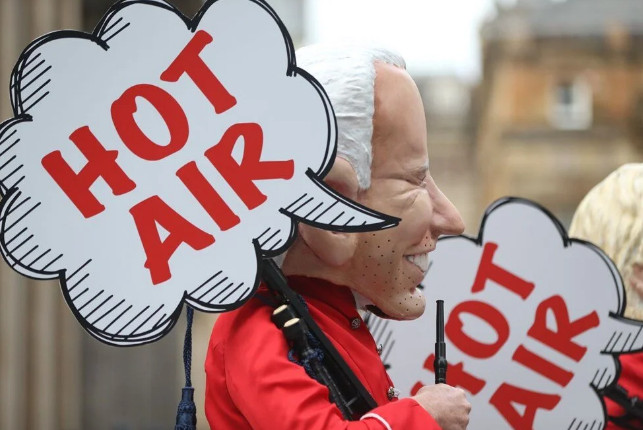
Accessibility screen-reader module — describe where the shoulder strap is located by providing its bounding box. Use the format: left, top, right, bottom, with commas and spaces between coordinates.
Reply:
260, 259, 378, 419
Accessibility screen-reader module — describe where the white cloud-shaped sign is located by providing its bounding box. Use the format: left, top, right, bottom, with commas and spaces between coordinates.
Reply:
367, 198, 643, 429
0, 0, 397, 345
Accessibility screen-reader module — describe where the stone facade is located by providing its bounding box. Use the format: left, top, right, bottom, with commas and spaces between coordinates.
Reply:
476, 0, 643, 226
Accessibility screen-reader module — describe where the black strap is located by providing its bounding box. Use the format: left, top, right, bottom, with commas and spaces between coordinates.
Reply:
254, 290, 279, 308
604, 384, 643, 429
261, 259, 377, 419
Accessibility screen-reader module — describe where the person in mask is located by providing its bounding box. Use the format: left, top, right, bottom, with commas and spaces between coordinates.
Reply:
205, 45, 471, 430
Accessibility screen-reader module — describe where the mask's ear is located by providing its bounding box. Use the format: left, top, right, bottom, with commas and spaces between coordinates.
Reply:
297, 157, 359, 267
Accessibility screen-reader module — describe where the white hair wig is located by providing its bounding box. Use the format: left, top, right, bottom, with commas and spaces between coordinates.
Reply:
295, 44, 406, 190
570, 163, 643, 319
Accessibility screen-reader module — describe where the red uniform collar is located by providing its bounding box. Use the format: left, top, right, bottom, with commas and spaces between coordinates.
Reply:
264, 275, 362, 323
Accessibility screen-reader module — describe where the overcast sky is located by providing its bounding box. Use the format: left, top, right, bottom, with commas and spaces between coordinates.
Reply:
304, 0, 500, 81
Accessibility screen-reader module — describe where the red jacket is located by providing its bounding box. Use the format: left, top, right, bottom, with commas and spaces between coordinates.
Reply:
605, 352, 643, 429
205, 276, 440, 429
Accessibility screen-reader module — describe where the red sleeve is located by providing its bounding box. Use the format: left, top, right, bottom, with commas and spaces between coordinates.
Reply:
360, 399, 441, 429
604, 352, 643, 429
205, 308, 441, 430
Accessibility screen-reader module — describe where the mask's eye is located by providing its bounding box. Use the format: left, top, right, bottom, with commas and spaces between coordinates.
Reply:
399, 169, 428, 187
406, 177, 426, 188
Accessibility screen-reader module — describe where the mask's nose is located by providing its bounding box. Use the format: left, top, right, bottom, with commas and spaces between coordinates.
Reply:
431, 186, 465, 237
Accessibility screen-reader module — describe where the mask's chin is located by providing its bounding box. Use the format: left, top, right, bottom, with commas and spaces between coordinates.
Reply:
365, 304, 419, 321
366, 289, 426, 320
366, 304, 390, 319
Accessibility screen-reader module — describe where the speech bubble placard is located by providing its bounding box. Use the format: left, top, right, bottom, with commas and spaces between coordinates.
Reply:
0, 0, 398, 346
367, 198, 643, 429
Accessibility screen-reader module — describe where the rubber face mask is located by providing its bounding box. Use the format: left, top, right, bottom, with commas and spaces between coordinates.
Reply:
344, 63, 464, 320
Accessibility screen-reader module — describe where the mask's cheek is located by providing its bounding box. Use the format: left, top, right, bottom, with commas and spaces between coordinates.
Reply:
399, 195, 434, 244
349, 226, 424, 319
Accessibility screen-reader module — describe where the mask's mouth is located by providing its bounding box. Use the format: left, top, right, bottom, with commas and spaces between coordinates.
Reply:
404, 252, 429, 273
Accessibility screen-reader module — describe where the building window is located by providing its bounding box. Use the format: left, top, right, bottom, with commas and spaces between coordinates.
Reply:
550, 78, 592, 130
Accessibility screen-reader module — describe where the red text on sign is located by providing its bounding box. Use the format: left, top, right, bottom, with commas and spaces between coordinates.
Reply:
111, 83, 189, 161
413, 242, 600, 429
446, 300, 510, 359
42, 30, 294, 284
41, 126, 136, 218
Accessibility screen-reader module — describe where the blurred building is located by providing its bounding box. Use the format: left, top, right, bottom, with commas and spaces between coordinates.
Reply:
476, 0, 643, 225
268, 0, 305, 46
415, 75, 479, 233
1, 3, 85, 430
